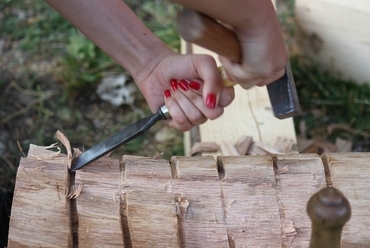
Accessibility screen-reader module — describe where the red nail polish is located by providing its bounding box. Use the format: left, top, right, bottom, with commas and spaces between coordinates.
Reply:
178, 79, 189, 91
189, 81, 201, 90
164, 89, 171, 98
170, 79, 178, 91
206, 94, 216, 109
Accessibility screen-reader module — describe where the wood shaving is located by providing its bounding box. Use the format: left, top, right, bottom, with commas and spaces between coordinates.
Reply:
152, 152, 163, 159
67, 183, 83, 199
73, 148, 82, 156
17, 140, 26, 157
55, 130, 73, 169
276, 165, 289, 175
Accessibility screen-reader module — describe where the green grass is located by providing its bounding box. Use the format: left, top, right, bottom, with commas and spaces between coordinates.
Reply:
291, 55, 370, 145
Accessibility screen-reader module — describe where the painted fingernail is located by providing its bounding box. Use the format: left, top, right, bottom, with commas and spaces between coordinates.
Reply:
170, 79, 178, 91
189, 81, 201, 90
164, 89, 171, 98
206, 94, 216, 109
178, 79, 189, 91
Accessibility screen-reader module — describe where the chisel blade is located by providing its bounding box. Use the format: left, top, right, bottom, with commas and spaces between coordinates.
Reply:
70, 105, 169, 171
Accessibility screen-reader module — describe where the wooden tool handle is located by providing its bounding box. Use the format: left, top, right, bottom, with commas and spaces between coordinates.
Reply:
307, 187, 351, 248
177, 8, 242, 63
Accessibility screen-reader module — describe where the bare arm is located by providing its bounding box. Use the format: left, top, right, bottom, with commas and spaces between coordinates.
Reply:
44, 0, 235, 131
45, 0, 173, 84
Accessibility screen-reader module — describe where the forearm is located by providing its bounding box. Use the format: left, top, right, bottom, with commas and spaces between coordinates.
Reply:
172, 0, 276, 32
45, 0, 173, 82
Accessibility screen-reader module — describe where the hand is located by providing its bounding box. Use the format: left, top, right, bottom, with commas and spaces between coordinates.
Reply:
219, 8, 288, 89
136, 53, 235, 131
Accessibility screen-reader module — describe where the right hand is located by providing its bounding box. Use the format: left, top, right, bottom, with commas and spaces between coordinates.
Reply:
136, 53, 235, 131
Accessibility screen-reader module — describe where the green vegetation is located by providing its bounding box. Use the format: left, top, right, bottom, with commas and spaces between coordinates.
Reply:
292, 55, 370, 145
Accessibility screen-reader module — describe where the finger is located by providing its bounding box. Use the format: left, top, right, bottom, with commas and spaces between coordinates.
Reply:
163, 89, 193, 131
176, 79, 224, 121
183, 78, 235, 108
218, 86, 235, 107
173, 80, 208, 125
192, 55, 223, 109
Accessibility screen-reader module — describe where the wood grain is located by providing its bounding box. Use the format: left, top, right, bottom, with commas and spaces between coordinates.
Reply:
323, 153, 370, 247
8, 145, 71, 247
75, 157, 124, 247
218, 156, 282, 247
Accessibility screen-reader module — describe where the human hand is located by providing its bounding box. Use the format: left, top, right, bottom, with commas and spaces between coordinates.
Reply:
136, 53, 235, 131
219, 8, 288, 89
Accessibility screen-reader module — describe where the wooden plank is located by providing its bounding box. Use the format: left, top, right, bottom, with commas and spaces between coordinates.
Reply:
183, 43, 296, 156
275, 153, 326, 247
217, 156, 282, 247
182, 52, 296, 157
8, 145, 71, 247
75, 157, 124, 247
122, 156, 179, 247
295, 0, 370, 84
323, 153, 370, 247
170, 156, 229, 247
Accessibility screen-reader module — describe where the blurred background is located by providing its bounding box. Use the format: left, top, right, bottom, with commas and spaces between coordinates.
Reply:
1, 0, 370, 246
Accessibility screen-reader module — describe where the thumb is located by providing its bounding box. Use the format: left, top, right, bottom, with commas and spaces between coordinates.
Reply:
195, 56, 223, 109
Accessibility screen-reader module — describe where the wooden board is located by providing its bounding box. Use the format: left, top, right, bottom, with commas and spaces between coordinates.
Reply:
295, 0, 370, 84
182, 42, 297, 157
9, 145, 370, 246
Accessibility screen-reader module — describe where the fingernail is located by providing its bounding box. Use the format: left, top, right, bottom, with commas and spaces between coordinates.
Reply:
206, 94, 216, 109
178, 79, 189, 91
189, 81, 201, 90
170, 79, 178, 91
164, 89, 171, 98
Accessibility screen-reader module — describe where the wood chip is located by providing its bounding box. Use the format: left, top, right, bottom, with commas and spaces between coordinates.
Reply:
234, 136, 253, 155
274, 137, 295, 153
190, 142, 219, 155
220, 140, 240, 156
247, 141, 280, 155
335, 138, 352, 152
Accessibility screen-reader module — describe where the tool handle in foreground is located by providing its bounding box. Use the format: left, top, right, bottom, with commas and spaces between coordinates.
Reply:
176, 8, 300, 119
307, 187, 351, 248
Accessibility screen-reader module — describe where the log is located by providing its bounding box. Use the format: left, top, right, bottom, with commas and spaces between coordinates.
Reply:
8, 145, 370, 247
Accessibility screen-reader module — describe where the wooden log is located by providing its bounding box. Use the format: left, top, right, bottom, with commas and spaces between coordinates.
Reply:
8, 144, 71, 247
322, 153, 370, 247
9, 144, 370, 246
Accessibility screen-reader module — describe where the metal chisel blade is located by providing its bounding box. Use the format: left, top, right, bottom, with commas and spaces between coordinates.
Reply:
70, 106, 169, 171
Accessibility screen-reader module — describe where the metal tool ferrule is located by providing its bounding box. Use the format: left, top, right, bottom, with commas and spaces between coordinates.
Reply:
160, 105, 171, 119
